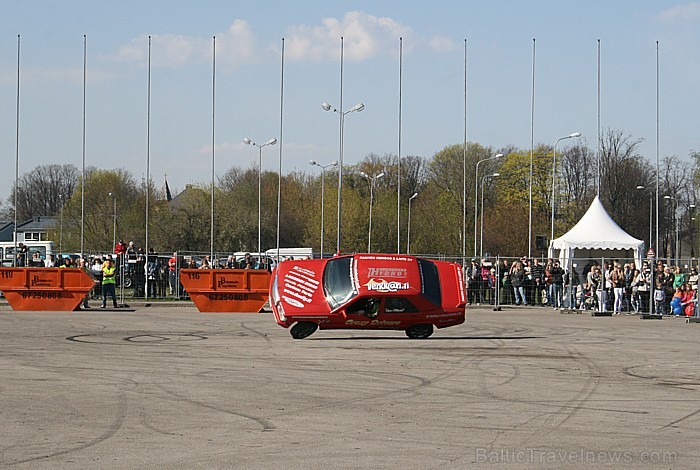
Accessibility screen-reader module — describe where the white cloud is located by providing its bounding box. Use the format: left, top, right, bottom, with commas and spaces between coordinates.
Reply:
429, 35, 458, 53
111, 20, 256, 68
285, 11, 414, 62
109, 12, 453, 68
658, 2, 700, 22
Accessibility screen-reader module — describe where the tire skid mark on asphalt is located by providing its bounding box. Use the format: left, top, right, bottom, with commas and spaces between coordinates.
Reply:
157, 385, 276, 431
240, 321, 272, 345
467, 358, 640, 418
65, 331, 209, 345
270, 367, 445, 418
476, 359, 521, 389
657, 407, 700, 430
193, 367, 277, 389
138, 407, 183, 437
7, 391, 128, 466
622, 364, 700, 390
518, 341, 602, 447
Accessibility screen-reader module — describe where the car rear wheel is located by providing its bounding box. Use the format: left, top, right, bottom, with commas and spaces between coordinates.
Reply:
405, 324, 434, 339
290, 321, 318, 339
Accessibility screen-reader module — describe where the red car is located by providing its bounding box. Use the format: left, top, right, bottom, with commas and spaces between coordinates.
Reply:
270, 254, 466, 339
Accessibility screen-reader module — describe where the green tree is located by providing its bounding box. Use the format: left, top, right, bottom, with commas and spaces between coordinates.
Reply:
52, 168, 140, 254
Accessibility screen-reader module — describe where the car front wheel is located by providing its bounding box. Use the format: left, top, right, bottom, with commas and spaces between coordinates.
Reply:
405, 324, 434, 339
290, 321, 318, 339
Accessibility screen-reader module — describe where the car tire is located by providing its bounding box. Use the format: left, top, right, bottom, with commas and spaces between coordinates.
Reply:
290, 321, 318, 339
405, 324, 434, 339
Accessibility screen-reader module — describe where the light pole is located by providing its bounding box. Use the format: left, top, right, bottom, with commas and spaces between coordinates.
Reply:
322, 101, 364, 254
59, 195, 64, 256
480, 173, 500, 258
689, 204, 696, 260
551, 132, 581, 242
474, 153, 503, 257
244, 137, 277, 261
407, 192, 418, 255
309, 160, 338, 258
637, 185, 653, 255
665, 195, 678, 264
360, 170, 384, 253
108, 192, 116, 253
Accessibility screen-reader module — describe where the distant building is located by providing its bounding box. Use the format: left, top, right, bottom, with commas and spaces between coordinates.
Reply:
0, 221, 13, 242
0, 216, 57, 243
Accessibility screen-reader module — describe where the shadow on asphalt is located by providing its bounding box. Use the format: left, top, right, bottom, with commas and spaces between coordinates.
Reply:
310, 336, 543, 341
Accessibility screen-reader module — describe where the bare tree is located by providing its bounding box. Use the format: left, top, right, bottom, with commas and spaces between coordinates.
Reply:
8, 164, 80, 221
560, 143, 595, 220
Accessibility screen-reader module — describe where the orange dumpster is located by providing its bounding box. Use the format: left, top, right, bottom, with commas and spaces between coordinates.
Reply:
0, 268, 96, 311
179, 269, 271, 313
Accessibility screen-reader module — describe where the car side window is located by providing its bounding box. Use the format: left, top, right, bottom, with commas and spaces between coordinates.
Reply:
346, 297, 380, 316
384, 297, 419, 313
418, 259, 442, 306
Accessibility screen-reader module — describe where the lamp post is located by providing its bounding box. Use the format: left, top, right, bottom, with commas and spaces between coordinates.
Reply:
665, 195, 678, 264
108, 192, 116, 253
322, 101, 364, 253
59, 195, 64, 256
690, 204, 696, 260
480, 173, 500, 258
360, 170, 384, 253
637, 185, 653, 255
244, 137, 277, 261
309, 159, 338, 258
551, 132, 581, 242
474, 153, 503, 257
407, 192, 418, 255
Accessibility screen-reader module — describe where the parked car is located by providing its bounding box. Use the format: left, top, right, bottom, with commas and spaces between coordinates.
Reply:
270, 253, 466, 339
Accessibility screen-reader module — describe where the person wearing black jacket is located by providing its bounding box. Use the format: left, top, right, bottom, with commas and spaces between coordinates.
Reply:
530, 258, 545, 306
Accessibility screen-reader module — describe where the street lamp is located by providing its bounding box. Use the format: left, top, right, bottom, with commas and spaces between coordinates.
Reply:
637, 185, 653, 255
59, 195, 64, 256
244, 137, 277, 262
309, 159, 338, 258
108, 192, 116, 253
474, 153, 503, 257
551, 132, 581, 242
480, 173, 500, 258
360, 170, 384, 253
665, 195, 678, 264
407, 192, 419, 255
322, 101, 364, 253
690, 204, 696, 260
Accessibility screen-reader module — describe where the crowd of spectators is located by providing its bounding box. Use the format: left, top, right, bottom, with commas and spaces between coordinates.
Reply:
466, 256, 698, 317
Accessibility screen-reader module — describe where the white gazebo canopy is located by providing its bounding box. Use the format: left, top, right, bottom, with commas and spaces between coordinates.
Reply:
549, 196, 644, 267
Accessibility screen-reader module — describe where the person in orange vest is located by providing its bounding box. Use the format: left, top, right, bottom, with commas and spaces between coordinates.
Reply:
101, 255, 118, 309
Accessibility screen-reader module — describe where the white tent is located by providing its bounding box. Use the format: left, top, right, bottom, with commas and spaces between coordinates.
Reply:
549, 196, 645, 268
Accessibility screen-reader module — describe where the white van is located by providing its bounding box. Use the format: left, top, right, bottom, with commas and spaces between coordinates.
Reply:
0, 241, 56, 267
265, 247, 314, 261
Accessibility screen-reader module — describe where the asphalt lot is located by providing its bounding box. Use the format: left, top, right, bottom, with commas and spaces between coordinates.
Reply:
1, 304, 698, 469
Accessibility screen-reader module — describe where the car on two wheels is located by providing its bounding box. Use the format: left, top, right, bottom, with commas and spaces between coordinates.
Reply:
270, 253, 466, 339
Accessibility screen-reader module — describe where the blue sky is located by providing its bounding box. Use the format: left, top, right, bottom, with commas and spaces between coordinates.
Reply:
1, 1, 699, 200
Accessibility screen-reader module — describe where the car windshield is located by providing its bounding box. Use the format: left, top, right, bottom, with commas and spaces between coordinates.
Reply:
323, 256, 357, 309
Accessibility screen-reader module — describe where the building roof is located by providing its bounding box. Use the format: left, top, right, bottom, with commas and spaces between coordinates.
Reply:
16, 216, 57, 231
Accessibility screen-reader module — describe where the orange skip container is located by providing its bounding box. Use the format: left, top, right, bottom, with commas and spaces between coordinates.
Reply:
0, 268, 96, 311
179, 269, 270, 313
